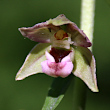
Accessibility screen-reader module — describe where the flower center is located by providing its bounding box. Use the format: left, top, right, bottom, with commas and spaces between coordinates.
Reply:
50, 47, 71, 63
54, 30, 68, 40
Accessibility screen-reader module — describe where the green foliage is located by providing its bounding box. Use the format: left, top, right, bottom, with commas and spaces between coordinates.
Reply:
42, 74, 73, 110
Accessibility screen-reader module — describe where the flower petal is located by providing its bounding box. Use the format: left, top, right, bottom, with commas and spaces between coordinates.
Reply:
19, 14, 91, 47
19, 26, 57, 43
72, 46, 98, 92
48, 14, 92, 47
41, 61, 73, 78
47, 14, 72, 26
58, 62, 73, 78
41, 61, 57, 77
67, 24, 92, 47
41, 52, 73, 78
15, 43, 51, 80
61, 50, 73, 62
45, 51, 55, 62
18, 14, 71, 43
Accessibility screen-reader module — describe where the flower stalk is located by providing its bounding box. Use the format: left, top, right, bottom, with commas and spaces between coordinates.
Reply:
73, 0, 96, 110
80, 0, 95, 43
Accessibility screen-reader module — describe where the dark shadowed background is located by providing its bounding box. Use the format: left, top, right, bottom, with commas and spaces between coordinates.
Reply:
0, 0, 110, 110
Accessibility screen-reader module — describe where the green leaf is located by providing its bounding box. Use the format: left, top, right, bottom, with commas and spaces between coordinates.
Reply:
42, 74, 73, 110
73, 46, 98, 92
16, 43, 51, 80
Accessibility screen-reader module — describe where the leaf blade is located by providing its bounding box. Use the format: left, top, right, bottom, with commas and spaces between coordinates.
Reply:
42, 74, 73, 110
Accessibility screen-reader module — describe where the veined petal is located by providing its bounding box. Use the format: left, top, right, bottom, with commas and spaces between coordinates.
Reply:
72, 46, 98, 92
15, 43, 51, 80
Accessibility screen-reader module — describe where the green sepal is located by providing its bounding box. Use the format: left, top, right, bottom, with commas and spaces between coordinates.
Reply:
47, 14, 71, 26
42, 74, 73, 110
72, 46, 98, 92
16, 43, 51, 80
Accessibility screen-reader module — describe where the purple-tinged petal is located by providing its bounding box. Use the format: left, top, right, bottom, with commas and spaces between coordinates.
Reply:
67, 24, 92, 47
72, 46, 98, 92
18, 14, 71, 43
19, 14, 91, 47
19, 25, 59, 43
48, 14, 92, 47
41, 52, 73, 78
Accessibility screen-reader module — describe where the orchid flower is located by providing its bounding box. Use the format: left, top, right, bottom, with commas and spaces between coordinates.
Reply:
16, 14, 98, 92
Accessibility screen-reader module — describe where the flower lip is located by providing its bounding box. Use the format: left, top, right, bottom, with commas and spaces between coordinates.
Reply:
41, 50, 74, 78
49, 47, 71, 63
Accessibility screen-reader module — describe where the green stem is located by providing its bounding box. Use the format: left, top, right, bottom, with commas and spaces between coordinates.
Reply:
80, 0, 95, 43
73, 0, 95, 110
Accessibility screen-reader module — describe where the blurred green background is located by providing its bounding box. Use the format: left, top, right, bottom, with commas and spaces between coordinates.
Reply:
0, 0, 110, 110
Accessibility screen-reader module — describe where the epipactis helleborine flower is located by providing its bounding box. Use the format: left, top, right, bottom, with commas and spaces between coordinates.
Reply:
16, 14, 98, 92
